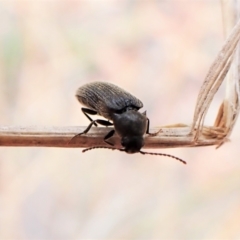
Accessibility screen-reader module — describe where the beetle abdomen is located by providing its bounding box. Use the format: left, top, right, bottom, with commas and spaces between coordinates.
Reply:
76, 82, 143, 120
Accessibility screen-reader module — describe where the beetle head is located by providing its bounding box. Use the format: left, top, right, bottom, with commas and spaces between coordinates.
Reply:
121, 135, 144, 153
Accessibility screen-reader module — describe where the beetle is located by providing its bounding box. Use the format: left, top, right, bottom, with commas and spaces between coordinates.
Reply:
72, 82, 186, 164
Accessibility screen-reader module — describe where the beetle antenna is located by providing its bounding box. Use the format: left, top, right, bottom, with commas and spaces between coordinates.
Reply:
139, 151, 186, 164
82, 146, 124, 153
83, 147, 186, 164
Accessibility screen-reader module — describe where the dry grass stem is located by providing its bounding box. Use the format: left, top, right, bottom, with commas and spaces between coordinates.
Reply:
192, 18, 240, 145
0, 125, 224, 149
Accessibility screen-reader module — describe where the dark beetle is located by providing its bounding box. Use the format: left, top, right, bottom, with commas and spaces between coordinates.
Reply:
73, 82, 186, 164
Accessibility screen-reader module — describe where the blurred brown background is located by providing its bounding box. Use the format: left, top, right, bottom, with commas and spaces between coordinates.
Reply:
0, 1, 240, 239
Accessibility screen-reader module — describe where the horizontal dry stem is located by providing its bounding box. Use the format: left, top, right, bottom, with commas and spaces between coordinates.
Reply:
0, 125, 226, 149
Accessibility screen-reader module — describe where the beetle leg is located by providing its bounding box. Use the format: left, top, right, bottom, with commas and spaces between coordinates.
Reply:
82, 108, 98, 126
146, 118, 162, 136
95, 119, 113, 127
70, 119, 99, 143
75, 119, 99, 138
70, 119, 113, 144
80, 119, 112, 135
146, 118, 150, 134
82, 108, 113, 128
104, 129, 115, 146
